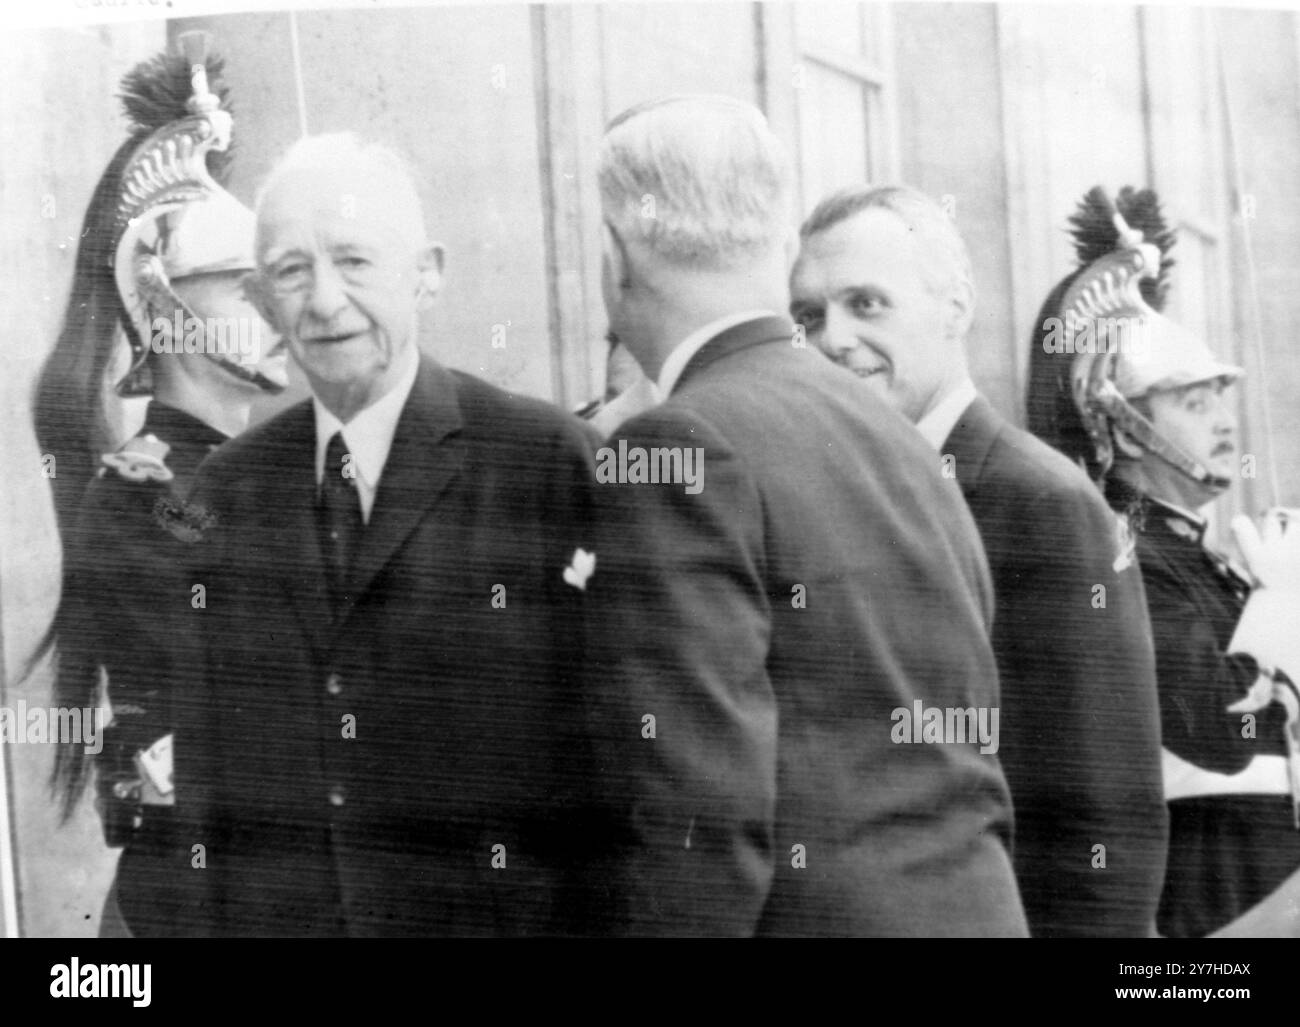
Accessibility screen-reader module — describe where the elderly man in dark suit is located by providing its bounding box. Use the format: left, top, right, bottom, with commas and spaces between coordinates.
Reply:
581, 96, 1027, 937
179, 133, 594, 936
790, 184, 1169, 936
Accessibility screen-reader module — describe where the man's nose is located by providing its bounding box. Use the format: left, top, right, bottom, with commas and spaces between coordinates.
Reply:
1212, 390, 1238, 435
305, 259, 349, 320
820, 304, 860, 358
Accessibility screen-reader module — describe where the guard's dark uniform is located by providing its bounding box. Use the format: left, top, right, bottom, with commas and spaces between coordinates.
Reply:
33, 44, 282, 937
72, 402, 225, 936
1110, 480, 1300, 937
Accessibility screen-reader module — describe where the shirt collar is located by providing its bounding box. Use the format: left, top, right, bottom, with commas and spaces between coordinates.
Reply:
313, 345, 420, 490
915, 377, 979, 451
588, 373, 661, 438
656, 309, 777, 398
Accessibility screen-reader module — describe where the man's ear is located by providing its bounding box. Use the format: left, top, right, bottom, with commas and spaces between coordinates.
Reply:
945, 274, 976, 342
1112, 428, 1144, 460
1112, 424, 1146, 461
601, 221, 629, 291
415, 243, 446, 305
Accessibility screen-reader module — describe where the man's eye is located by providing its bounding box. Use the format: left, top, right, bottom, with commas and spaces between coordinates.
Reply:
849, 295, 884, 315
272, 263, 309, 286
337, 256, 370, 271
792, 307, 824, 332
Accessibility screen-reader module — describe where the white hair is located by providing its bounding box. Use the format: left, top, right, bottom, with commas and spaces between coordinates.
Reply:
598, 95, 793, 271
799, 184, 973, 302
253, 132, 428, 248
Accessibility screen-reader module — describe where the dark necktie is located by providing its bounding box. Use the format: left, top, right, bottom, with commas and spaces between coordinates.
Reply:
319, 430, 363, 609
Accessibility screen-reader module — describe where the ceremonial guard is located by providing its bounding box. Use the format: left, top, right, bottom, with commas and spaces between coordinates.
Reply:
1026, 188, 1300, 936
31, 39, 286, 935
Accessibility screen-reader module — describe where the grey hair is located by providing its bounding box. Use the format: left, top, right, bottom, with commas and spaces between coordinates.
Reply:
598, 94, 793, 270
799, 184, 973, 300
253, 132, 429, 248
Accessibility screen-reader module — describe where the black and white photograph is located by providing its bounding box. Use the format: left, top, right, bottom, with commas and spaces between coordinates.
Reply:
1, 0, 1298, 985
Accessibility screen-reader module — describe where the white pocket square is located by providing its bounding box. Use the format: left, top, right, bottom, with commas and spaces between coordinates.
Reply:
563, 548, 596, 591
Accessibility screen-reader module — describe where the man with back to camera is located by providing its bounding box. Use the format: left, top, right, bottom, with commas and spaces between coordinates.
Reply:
579, 96, 1028, 937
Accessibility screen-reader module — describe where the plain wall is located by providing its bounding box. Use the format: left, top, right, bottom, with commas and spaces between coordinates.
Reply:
3, 1, 1297, 936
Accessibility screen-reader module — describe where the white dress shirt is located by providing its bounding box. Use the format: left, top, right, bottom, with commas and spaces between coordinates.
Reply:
312, 345, 420, 524
915, 377, 979, 452
589, 373, 661, 438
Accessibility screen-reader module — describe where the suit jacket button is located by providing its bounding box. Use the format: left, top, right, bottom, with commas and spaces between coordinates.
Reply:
326, 673, 343, 696
328, 788, 345, 807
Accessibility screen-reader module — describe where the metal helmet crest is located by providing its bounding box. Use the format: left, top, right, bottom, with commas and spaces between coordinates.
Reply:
111, 33, 283, 397
1029, 187, 1242, 489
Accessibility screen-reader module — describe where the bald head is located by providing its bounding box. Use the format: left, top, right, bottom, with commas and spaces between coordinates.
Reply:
254, 132, 429, 262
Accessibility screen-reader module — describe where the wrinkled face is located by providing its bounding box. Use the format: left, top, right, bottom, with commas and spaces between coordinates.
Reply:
170, 271, 289, 389
1140, 378, 1239, 503
790, 208, 959, 423
251, 166, 432, 401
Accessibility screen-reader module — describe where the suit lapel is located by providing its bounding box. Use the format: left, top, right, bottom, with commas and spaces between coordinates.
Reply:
337, 358, 466, 625
673, 315, 794, 394
943, 393, 1001, 496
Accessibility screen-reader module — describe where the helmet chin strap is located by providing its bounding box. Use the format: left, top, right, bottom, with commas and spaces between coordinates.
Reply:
1092, 379, 1232, 491
137, 259, 286, 396
201, 343, 286, 395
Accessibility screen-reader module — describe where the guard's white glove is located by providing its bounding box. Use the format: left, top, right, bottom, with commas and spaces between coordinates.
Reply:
1233, 509, 1300, 589
1229, 509, 1300, 682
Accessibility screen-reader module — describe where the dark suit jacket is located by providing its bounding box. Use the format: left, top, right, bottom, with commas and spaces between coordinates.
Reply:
581, 316, 1028, 936
179, 355, 595, 936
943, 395, 1168, 936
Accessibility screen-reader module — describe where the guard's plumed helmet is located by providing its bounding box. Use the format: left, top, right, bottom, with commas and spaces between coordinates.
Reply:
34, 35, 281, 541
1027, 186, 1242, 489
111, 33, 279, 396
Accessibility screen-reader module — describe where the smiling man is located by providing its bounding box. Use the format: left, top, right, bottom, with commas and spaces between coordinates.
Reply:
178, 133, 595, 936
791, 190, 970, 421
791, 185, 1169, 937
